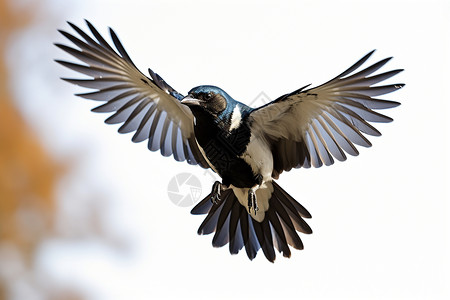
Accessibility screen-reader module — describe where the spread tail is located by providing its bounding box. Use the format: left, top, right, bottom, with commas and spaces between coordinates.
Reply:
191, 181, 312, 262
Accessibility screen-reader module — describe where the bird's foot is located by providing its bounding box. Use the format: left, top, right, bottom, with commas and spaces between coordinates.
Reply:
211, 181, 222, 205
247, 189, 259, 215
255, 174, 263, 186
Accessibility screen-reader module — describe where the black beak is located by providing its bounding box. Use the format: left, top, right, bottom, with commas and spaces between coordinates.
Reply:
181, 96, 203, 106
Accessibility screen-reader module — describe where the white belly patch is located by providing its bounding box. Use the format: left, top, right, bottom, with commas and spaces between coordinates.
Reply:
240, 133, 273, 182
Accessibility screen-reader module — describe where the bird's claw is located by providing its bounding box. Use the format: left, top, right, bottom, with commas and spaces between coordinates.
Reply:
248, 190, 259, 215
211, 181, 222, 205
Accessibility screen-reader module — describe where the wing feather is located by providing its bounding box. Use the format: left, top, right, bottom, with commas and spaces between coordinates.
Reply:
56, 20, 209, 168
250, 50, 403, 175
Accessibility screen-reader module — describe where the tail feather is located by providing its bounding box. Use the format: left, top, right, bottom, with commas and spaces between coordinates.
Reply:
193, 189, 232, 234
191, 181, 312, 262
212, 195, 234, 247
259, 217, 276, 261
196, 200, 222, 235
246, 216, 261, 259
191, 194, 214, 215
275, 182, 311, 218
271, 199, 304, 250
267, 208, 291, 257
212, 213, 231, 247
228, 201, 244, 254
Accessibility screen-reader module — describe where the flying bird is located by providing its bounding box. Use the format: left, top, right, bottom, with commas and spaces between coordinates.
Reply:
56, 20, 403, 262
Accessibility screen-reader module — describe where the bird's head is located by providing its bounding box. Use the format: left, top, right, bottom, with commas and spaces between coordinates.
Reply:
181, 85, 233, 117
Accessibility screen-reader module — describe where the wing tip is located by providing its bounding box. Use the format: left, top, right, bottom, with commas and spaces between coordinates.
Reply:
90, 106, 103, 113
66, 20, 77, 30
391, 100, 401, 108
363, 49, 376, 61
84, 19, 93, 27
60, 77, 76, 84
108, 26, 119, 42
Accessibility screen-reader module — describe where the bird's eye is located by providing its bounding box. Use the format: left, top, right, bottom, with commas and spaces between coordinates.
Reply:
205, 92, 213, 100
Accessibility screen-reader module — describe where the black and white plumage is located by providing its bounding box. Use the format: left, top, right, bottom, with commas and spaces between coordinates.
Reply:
56, 20, 403, 262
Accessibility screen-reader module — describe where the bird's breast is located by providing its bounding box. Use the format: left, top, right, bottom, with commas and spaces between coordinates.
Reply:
194, 118, 261, 187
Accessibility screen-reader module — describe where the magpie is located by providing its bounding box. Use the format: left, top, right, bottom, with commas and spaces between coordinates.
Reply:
56, 20, 403, 262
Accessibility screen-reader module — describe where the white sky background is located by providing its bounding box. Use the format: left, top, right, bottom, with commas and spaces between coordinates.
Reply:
8, 0, 450, 299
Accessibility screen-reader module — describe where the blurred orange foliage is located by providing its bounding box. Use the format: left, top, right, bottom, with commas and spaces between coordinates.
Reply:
0, 0, 66, 298
0, 0, 61, 244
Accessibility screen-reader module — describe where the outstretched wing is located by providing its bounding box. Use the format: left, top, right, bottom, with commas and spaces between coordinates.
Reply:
249, 50, 404, 178
55, 20, 209, 168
